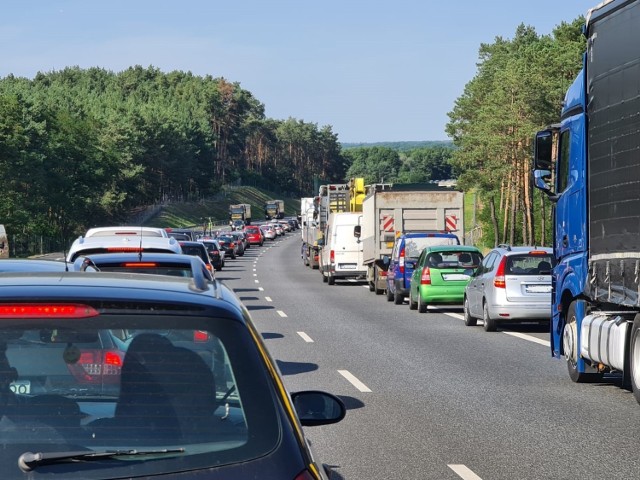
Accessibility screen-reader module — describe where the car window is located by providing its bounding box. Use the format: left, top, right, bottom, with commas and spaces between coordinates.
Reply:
1, 315, 280, 477
404, 236, 459, 259
506, 253, 555, 275
480, 252, 498, 274
427, 250, 482, 268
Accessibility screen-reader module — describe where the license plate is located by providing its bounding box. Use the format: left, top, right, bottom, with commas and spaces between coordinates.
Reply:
442, 273, 470, 281
526, 285, 552, 293
339, 264, 356, 269
9, 380, 31, 394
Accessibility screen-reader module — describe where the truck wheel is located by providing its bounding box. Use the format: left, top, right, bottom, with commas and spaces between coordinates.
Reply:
409, 291, 418, 310
322, 272, 328, 283
630, 315, 640, 404
386, 287, 394, 302
464, 297, 477, 326
394, 291, 404, 305
368, 281, 375, 292
564, 301, 603, 383
418, 294, 427, 313
482, 302, 496, 332
328, 275, 335, 285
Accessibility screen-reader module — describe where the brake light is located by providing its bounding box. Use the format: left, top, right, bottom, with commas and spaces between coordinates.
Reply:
68, 349, 124, 384
528, 250, 548, 255
193, 330, 209, 342
421, 266, 431, 285
330, 250, 335, 263
494, 257, 507, 288
123, 262, 157, 268
230, 242, 235, 248
399, 247, 405, 274
0, 304, 99, 318
206, 264, 212, 271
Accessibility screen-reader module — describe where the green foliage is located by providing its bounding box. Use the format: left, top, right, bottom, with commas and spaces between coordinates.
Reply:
0, 66, 344, 239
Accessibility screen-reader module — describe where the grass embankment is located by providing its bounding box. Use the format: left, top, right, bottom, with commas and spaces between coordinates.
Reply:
145, 187, 300, 229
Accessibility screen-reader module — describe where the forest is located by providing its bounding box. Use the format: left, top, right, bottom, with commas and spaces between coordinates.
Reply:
0, 16, 586, 250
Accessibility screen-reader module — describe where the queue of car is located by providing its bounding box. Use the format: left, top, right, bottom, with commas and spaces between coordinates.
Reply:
0, 223, 345, 479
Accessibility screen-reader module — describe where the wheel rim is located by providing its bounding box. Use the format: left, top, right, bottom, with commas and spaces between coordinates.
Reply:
563, 320, 578, 368
632, 329, 640, 388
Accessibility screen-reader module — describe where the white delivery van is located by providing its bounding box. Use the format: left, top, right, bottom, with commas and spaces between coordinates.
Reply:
320, 212, 365, 285
0, 225, 8, 258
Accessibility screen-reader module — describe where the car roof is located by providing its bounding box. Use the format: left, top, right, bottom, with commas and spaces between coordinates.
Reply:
84, 226, 169, 238
493, 245, 553, 255
0, 259, 68, 272
0, 272, 242, 318
424, 245, 482, 253
67, 235, 182, 262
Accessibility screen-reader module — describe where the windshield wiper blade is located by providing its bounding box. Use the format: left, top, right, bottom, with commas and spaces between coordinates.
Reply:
18, 448, 184, 472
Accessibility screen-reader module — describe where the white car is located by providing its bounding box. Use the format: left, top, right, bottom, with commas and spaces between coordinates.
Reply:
84, 226, 169, 238
260, 225, 276, 241
67, 235, 182, 263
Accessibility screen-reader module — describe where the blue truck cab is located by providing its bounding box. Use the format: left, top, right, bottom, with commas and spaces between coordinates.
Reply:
385, 232, 460, 305
533, 0, 640, 402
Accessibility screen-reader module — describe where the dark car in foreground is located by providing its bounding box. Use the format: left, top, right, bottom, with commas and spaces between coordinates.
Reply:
0, 272, 346, 479
199, 239, 225, 271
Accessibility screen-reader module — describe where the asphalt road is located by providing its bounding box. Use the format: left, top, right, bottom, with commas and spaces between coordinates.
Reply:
216, 232, 640, 480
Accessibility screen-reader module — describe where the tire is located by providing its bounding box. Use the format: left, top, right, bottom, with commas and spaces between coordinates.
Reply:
368, 282, 375, 292
630, 315, 640, 404
564, 301, 603, 383
409, 290, 418, 310
483, 302, 497, 332
322, 271, 328, 283
394, 291, 404, 305
463, 297, 477, 326
418, 293, 427, 313
386, 287, 394, 302
328, 275, 335, 285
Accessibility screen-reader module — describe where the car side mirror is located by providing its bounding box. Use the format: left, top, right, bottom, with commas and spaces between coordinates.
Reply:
291, 391, 346, 427
353, 225, 361, 238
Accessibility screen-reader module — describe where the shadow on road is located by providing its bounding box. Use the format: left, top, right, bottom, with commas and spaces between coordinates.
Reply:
276, 360, 318, 376
246, 305, 274, 311
261, 332, 284, 340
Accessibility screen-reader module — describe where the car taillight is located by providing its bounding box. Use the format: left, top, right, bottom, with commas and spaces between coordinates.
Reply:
330, 250, 335, 263
399, 247, 405, 274
528, 250, 548, 255
193, 330, 209, 342
67, 349, 124, 384
106, 247, 142, 253
421, 266, 431, 285
206, 264, 212, 271
294, 470, 315, 480
494, 257, 507, 288
230, 242, 235, 248
123, 262, 157, 268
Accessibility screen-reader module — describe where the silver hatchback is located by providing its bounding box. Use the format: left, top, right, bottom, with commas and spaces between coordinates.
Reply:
463, 245, 555, 331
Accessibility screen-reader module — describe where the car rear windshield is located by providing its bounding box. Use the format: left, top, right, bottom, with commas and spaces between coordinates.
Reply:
404, 236, 459, 259
95, 265, 194, 277
180, 245, 207, 262
506, 253, 555, 275
0, 314, 280, 478
427, 250, 482, 268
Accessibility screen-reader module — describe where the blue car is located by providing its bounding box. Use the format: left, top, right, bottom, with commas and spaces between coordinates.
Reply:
385, 232, 460, 304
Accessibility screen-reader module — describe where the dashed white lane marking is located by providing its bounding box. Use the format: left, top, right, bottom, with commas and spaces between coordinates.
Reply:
254, 280, 259, 284
362, 285, 370, 289
258, 287, 264, 291
448, 464, 483, 480
338, 370, 371, 392
444, 312, 464, 320
265, 297, 272, 302
253, 274, 257, 277
503, 331, 550, 347
277, 310, 287, 318
297, 331, 314, 343
253, 268, 256, 272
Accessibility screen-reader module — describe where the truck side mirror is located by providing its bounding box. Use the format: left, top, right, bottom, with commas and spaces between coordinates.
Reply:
533, 129, 559, 203
382, 255, 390, 266
354, 225, 361, 238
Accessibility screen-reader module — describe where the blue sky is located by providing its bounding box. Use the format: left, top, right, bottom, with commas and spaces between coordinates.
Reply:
1, 1, 597, 142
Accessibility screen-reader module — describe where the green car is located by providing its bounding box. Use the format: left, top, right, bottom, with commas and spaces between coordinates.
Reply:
409, 245, 483, 313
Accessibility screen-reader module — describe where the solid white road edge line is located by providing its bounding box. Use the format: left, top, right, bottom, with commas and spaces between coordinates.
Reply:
503, 331, 550, 347
338, 370, 371, 392
297, 332, 314, 343
444, 313, 550, 347
277, 310, 287, 318
448, 464, 483, 480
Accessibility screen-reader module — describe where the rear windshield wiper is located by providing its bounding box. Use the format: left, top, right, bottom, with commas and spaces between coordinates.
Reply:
19, 448, 185, 472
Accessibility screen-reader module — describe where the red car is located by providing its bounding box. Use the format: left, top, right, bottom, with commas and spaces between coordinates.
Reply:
243, 225, 264, 246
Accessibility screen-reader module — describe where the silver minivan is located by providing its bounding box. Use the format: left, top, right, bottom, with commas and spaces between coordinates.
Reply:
463, 245, 555, 331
